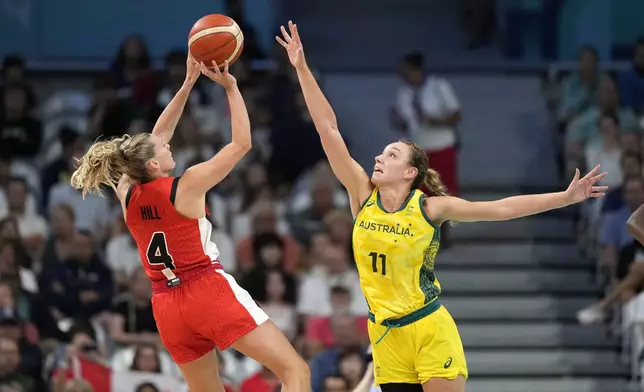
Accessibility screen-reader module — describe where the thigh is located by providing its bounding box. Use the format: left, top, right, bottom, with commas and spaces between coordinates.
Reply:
187, 270, 270, 350
230, 320, 308, 381
368, 321, 418, 385
422, 376, 466, 392
177, 349, 226, 392
152, 291, 216, 364
380, 383, 423, 392
415, 306, 468, 383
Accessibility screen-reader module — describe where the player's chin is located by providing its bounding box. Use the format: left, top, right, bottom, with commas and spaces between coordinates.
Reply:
165, 160, 176, 172
371, 173, 383, 185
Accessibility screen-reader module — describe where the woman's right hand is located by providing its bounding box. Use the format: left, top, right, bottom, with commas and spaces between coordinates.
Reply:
276, 20, 305, 69
199, 60, 237, 90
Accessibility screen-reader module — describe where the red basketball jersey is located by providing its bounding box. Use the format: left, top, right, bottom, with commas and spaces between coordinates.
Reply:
124, 177, 220, 282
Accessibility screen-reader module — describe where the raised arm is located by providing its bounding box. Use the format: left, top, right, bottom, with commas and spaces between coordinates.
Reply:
427, 166, 608, 223
151, 54, 201, 144
277, 21, 373, 212
179, 61, 251, 197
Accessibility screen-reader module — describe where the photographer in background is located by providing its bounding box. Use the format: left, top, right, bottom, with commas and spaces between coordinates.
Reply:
48, 322, 109, 392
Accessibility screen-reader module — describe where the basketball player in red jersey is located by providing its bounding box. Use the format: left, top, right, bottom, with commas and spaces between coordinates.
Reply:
70, 55, 310, 392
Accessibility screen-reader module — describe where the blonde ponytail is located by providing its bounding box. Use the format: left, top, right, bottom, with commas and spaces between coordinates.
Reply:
71, 133, 155, 198
423, 168, 449, 196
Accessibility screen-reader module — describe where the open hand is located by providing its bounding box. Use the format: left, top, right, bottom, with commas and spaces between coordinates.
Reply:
276, 20, 305, 69
185, 53, 200, 85
199, 60, 237, 90
565, 165, 608, 204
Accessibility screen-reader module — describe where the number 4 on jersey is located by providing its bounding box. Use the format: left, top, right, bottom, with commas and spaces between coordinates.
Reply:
146, 232, 176, 270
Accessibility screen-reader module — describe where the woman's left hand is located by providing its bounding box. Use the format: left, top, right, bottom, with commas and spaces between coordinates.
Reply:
564, 165, 608, 204
185, 53, 201, 85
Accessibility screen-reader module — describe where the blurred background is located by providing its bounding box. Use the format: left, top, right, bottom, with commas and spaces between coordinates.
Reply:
1, 0, 644, 391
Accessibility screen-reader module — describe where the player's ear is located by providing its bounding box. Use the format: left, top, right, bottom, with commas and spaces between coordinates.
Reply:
404, 166, 418, 181
147, 159, 159, 171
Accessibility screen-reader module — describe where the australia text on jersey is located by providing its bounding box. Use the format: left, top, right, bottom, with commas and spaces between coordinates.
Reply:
356, 220, 414, 237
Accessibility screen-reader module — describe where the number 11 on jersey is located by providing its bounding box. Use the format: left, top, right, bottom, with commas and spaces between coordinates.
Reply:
369, 252, 387, 275
146, 231, 176, 270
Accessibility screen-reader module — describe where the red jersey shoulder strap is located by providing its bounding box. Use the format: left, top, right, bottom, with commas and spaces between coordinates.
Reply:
170, 176, 181, 206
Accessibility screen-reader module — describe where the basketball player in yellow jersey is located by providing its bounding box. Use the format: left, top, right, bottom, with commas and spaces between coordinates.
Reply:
277, 21, 608, 392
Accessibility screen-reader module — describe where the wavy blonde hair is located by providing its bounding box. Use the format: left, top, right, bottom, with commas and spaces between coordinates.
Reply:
401, 140, 449, 197
71, 133, 155, 197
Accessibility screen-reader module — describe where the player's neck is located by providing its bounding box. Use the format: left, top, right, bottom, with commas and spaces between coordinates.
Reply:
378, 186, 410, 212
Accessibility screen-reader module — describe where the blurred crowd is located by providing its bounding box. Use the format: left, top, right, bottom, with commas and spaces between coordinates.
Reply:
0, 12, 384, 392
545, 36, 644, 372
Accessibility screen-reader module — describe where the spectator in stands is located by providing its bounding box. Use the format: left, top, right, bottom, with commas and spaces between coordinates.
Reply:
0, 313, 43, 385
247, 268, 297, 340
0, 218, 27, 266
2, 177, 47, 259
323, 210, 354, 256
306, 231, 332, 271
58, 379, 94, 392
129, 343, 162, 373
171, 114, 215, 174
390, 51, 462, 197
0, 55, 36, 111
48, 168, 111, 241
0, 83, 43, 159
230, 161, 271, 214
288, 180, 338, 245
566, 77, 639, 157
41, 127, 84, 209
0, 240, 37, 294
290, 161, 349, 214
236, 201, 300, 273
599, 176, 644, 275
135, 383, 159, 392
578, 237, 644, 325
0, 336, 36, 392
105, 230, 139, 291
240, 365, 280, 392
337, 347, 366, 390
109, 268, 158, 346
602, 151, 643, 214
310, 310, 366, 392
584, 113, 623, 187
323, 376, 349, 392
249, 102, 274, 163
110, 35, 157, 109
558, 45, 608, 125
298, 245, 367, 319
304, 286, 369, 357
41, 204, 77, 269
87, 73, 136, 140
619, 37, 644, 114
49, 321, 110, 392
40, 230, 113, 320
0, 152, 38, 219
268, 88, 325, 186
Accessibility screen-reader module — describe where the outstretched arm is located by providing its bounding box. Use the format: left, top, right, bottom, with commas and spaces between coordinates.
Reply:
427, 166, 608, 223
277, 22, 372, 213
151, 54, 201, 144
180, 61, 251, 196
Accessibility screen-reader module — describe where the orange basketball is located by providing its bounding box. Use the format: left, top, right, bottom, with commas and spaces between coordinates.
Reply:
188, 14, 244, 68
